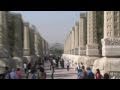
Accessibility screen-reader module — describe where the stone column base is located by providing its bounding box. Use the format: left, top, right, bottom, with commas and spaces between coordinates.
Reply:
12, 57, 23, 69
79, 50, 86, 56
86, 44, 99, 56
71, 49, 75, 55
0, 59, 7, 74
23, 56, 31, 64
62, 54, 80, 68
92, 57, 120, 77
23, 49, 30, 56
86, 49, 99, 56
78, 56, 99, 69
102, 38, 120, 57
75, 48, 79, 55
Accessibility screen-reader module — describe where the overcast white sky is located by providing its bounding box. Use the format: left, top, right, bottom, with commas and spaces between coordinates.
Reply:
13, 11, 84, 44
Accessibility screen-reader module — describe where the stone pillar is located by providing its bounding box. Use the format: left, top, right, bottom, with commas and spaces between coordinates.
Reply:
84, 11, 104, 68
79, 13, 87, 56
67, 36, 69, 54
42, 38, 45, 56
65, 38, 67, 54
39, 35, 43, 57
102, 11, 120, 57
30, 25, 35, 56
12, 14, 23, 58
0, 11, 9, 58
64, 40, 66, 54
23, 23, 31, 63
86, 11, 100, 56
8, 12, 24, 68
71, 27, 75, 55
69, 32, 72, 54
0, 11, 9, 71
93, 11, 120, 76
68, 34, 70, 54
66, 35, 69, 54
34, 31, 39, 59
65, 37, 68, 54
74, 22, 79, 55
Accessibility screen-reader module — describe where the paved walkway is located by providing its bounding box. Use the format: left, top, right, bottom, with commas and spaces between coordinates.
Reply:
44, 61, 77, 79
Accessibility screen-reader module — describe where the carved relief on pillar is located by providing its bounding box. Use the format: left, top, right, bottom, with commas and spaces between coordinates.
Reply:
104, 38, 120, 46
87, 44, 99, 49
79, 47, 86, 50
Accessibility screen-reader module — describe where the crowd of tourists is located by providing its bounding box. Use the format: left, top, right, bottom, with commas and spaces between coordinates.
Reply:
48, 55, 66, 79
76, 63, 110, 79
0, 55, 111, 79
1, 58, 47, 79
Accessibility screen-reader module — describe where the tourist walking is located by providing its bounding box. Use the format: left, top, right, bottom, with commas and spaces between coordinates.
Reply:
23, 62, 27, 74
51, 64, 55, 79
40, 68, 46, 79
10, 69, 17, 79
103, 73, 109, 79
4, 67, 10, 79
27, 63, 32, 73
76, 64, 81, 73
37, 66, 44, 79
37, 69, 41, 79
95, 69, 102, 79
77, 69, 84, 79
67, 61, 70, 71
26, 63, 32, 79
28, 69, 37, 79
60, 60, 62, 68
62, 59, 64, 68
16, 68, 22, 79
50, 60, 52, 70
53, 58, 56, 66
86, 67, 94, 79
82, 66, 87, 79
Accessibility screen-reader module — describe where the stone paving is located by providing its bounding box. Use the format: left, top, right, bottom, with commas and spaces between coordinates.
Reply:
44, 61, 77, 79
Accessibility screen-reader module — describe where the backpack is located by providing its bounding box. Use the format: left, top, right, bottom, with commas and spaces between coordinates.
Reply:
5, 73, 11, 79
88, 72, 94, 79
78, 72, 84, 79
32, 74, 36, 79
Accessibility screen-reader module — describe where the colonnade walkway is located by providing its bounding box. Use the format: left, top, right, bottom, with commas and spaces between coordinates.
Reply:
44, 61, 77, 79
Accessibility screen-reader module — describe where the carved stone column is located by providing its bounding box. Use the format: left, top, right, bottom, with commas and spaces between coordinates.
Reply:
23, 23, 31, 63
102, 11, 120, 57
74, 22, 79, 55
0, 11, 9, 71
79, 13, 87, 56
86, 11, 100, 56
71, 27, 75, 55
92, 11, 120, 76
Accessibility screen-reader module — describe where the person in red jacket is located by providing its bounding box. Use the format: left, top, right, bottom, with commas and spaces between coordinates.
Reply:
16, 68, 22, 79
95, 69, 102, 79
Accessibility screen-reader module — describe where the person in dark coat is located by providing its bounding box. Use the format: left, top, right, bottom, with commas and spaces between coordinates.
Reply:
104, 73, 109, 79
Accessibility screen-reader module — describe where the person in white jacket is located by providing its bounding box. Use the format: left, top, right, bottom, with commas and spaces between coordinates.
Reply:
10, 69, 17, 79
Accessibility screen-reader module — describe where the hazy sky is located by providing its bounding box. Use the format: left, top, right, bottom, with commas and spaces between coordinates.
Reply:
13, 11, 83, 44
